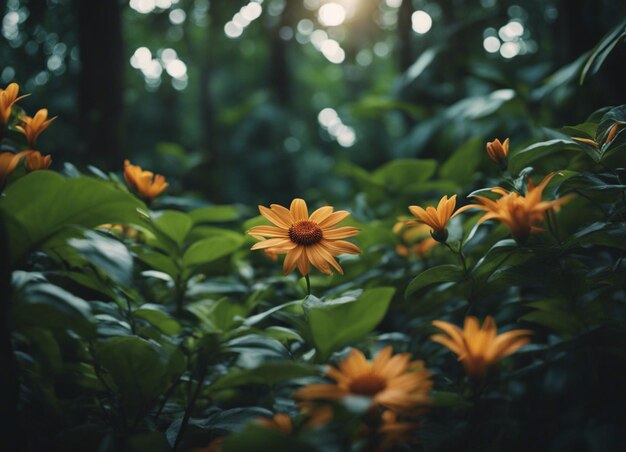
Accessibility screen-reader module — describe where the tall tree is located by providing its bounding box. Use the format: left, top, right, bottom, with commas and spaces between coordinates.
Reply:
75, 0, 124, 170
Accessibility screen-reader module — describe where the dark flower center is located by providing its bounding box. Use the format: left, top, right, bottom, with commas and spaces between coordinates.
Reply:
348, 374, 387, 396
289, 220, 323, 246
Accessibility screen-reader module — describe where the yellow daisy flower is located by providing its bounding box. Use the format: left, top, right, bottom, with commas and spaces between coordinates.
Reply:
248, 198, 360, 275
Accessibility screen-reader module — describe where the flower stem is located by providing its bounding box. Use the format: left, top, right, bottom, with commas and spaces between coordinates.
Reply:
444, 242, 467, 274
305, 274, 311, 296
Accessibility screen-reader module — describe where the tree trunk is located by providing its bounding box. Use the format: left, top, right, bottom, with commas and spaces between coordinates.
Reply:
75, 0, 124, 170
397, 0, 414, 72
268, 0, 294, 105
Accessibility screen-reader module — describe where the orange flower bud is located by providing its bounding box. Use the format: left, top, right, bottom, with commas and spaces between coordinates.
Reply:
407, 195, 458, 243
16, 108, 57, 147
486, 138, 509, 169
0, 150, 34, 180
0, 83, 29, 126
123, 159, 169, 200
24, 150, 52, 171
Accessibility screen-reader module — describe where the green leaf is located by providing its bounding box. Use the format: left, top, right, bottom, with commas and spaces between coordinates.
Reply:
68, 230, 134, 287
0, 171, 144, 264
569, 222, 626, 251
439, 137, 482, 185
151, 210, 193, 246
372, 159, 437, 192
13, 282, 95, 337
96, 336, 183, 416
182, 235, 244, 269
134, 304, 182, 335
185, 297, 249, 333
304, 287, 395, 359
519, 310, 584, 338
509, 139, 582, 173
405, 264, 464, 298
190, 205, 240, 223
532, 52, 589, 101
210, 361, 317, 392
580, 18, 626, 84
134, 248, 179, 277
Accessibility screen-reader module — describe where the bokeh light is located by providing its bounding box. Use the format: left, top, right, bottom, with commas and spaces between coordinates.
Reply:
411, 10, 432, 34
318, 3, 346, 27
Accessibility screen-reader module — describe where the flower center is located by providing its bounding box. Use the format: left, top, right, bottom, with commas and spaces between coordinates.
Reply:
348, 374, 387, 396
288, 220, 323, 246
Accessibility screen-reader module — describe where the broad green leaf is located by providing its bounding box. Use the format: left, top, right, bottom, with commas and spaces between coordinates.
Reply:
134, 248, 179, 277
519, 310, 585, 338
0, 171, 144, 264
225, 334, 291, 368
182, 235, 244, 268
210, 361, 317, 391
68, 230, 133, 287
263, 326, 304, 344
190, 205, 240, 223
134, 304, 181, 335
470, 239, 526, 281
531, 52, 589, 101
12, 282, 95, 337
509, 139, 582, 173
151, 210, 193, 245
444, 89, 515, 120
439, 137, 482, 185
304, 287, 395, 358
96, 336, 183, 416
350, 96, 423, 120
580, 18, 626, 84
570, 222, 626, 251
186, 297, 249, 332
372, 159, 437, 191
405, 264, 464, 298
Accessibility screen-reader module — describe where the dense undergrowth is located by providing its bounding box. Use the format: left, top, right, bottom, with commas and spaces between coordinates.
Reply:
2, 23, 626, 452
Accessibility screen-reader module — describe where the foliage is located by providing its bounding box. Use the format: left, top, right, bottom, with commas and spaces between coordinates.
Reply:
2, 1, 626, 451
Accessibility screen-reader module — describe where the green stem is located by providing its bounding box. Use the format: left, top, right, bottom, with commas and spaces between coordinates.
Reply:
444, 242, 467, 274
444, 242, 475, 316
174, 277, 185, 317
125, 296, 136, 334
173, 361, 208, 452
304, 274, 311, 296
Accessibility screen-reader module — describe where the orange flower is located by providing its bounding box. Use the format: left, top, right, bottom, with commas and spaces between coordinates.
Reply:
431, 316, 531, 379
294, 346, 432, 413
256, 413, 293, 433
486, 138, 509, 169
298, 403, 333, 428
605, 123, 623, 144
394, 221, 438, 259
123, 159, 169, 200
0, 150, 33, 180
247, 199, 360, 276
407, 195, 458, 243
571, 136, 599, 149
374, 410, 420, 451
24, 150, 52, 171
16, 108, 56, 147
0, 83, 29, 126
455, 173, 573, 243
